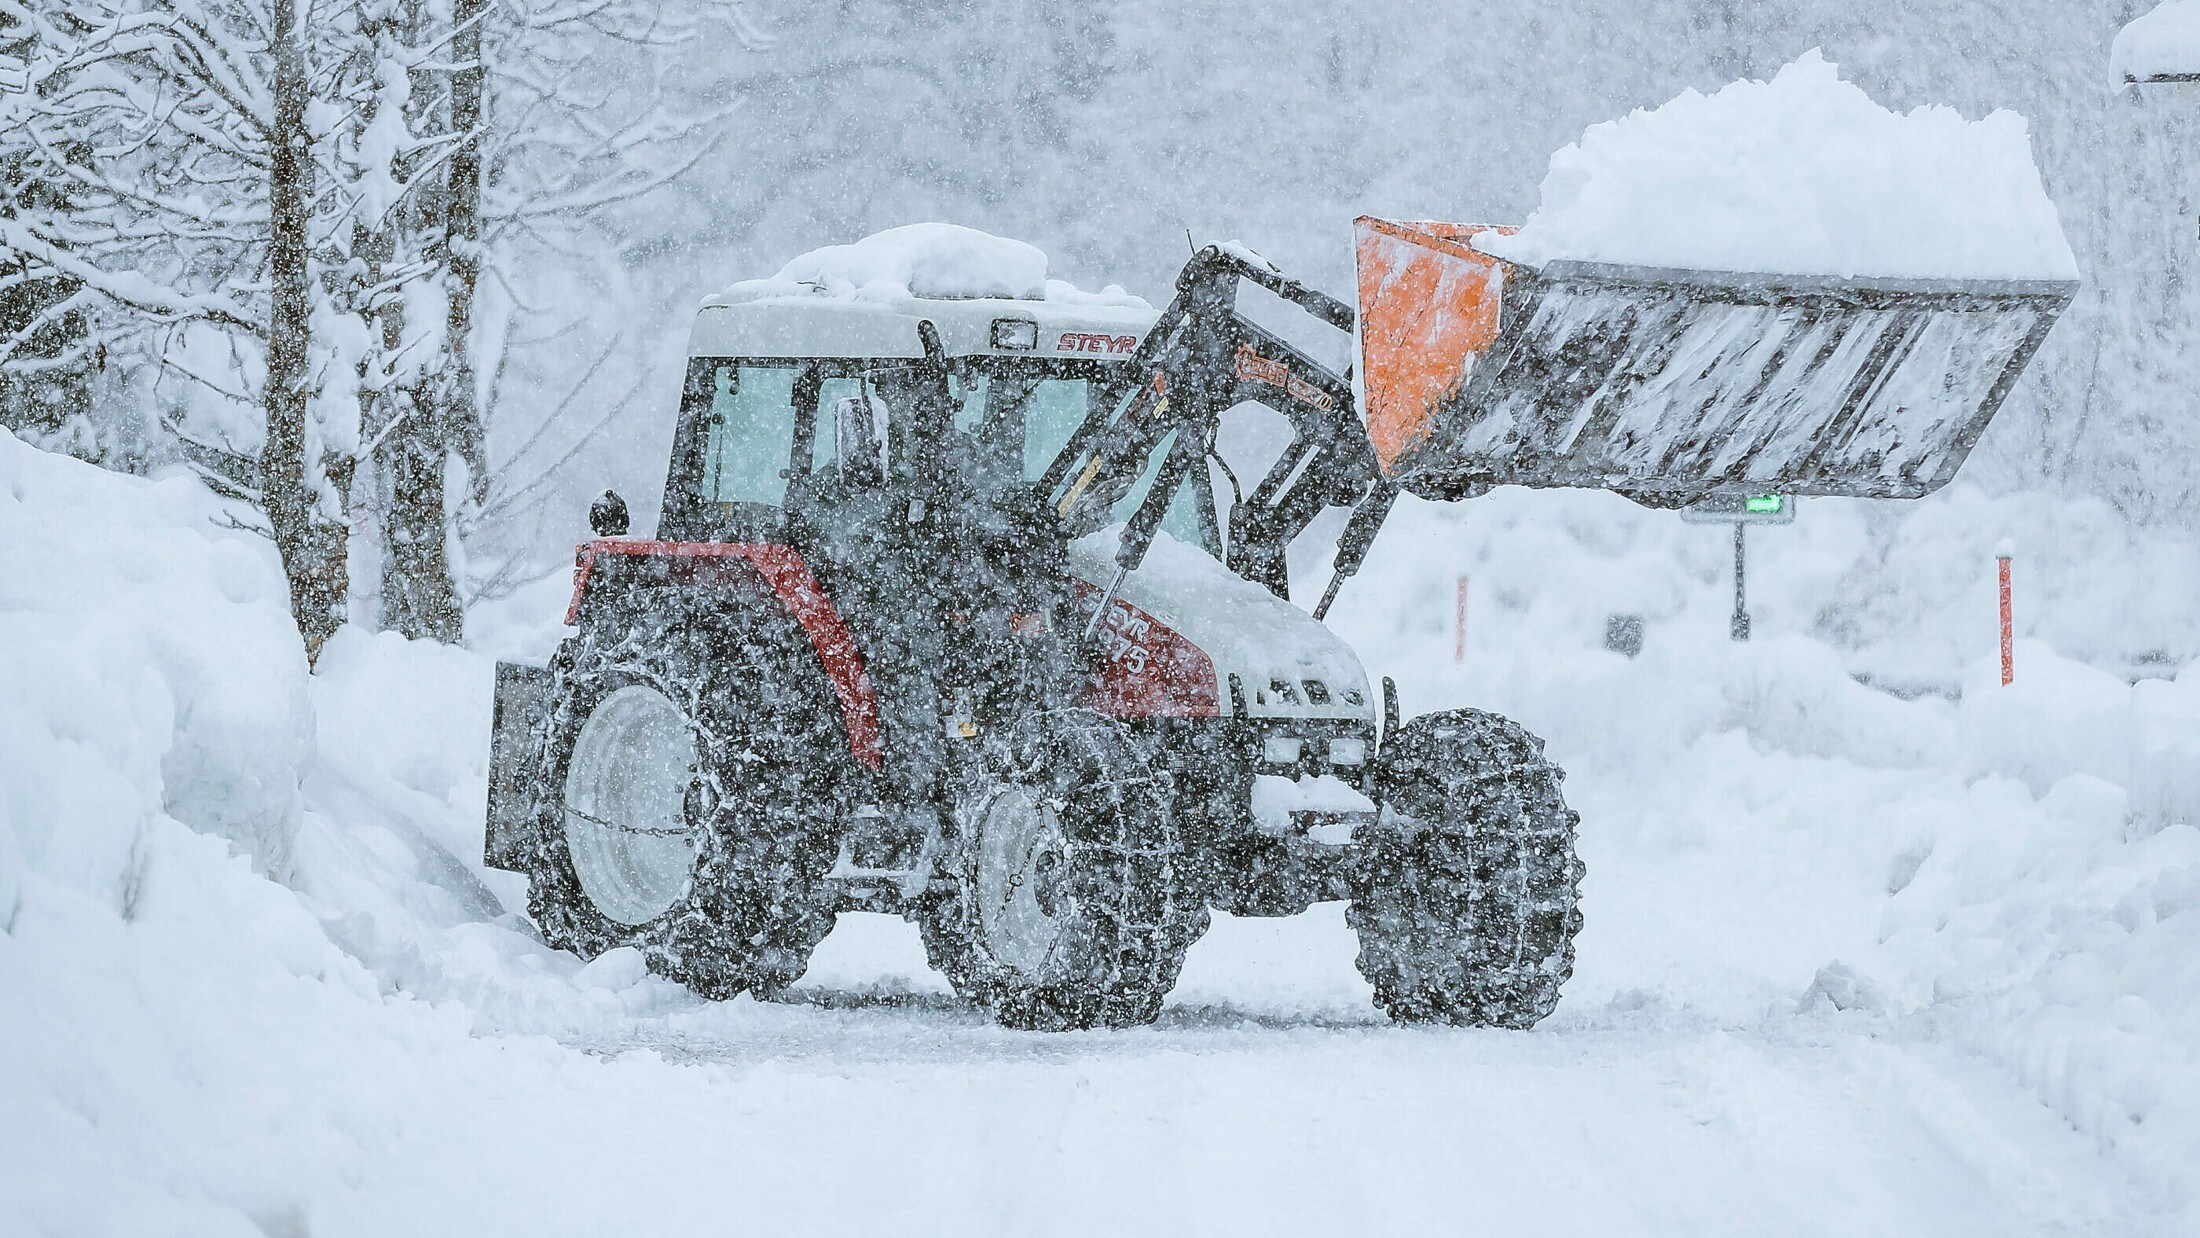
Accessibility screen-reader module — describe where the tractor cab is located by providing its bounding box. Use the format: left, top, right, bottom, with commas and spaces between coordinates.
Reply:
656, 270, 1217, 559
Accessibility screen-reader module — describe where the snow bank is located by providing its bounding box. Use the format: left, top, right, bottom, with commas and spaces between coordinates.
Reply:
312, 626, 491, 829
1877, 778, 2200, 1212
0, 428, 311, 905
1478, 51, 2079, 281
0, 433, 707, 1229
2116, 1, 2200, 83
1960, 644, 2200, 832
289, 625, 704, 1028
1959, 642, 2138, 794
1325, 485, 2198, 1221
716, 222, 1149, 308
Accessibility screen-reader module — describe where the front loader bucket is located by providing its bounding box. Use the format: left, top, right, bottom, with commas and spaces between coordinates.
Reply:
1353, 217, 2077, 505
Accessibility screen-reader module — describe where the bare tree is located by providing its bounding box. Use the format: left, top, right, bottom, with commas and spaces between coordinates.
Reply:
2, 0, 359, 656
0, 6, 105, 459
263, 0, 348, 653
327, 0, 482, 642
446, 0, 758, 599
331, 0, 759, 640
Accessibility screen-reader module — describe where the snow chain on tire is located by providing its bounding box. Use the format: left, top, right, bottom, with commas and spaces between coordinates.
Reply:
1348, 708, 1584, 1028
518, 590, 849, 1000
915, 709, 1210, 1031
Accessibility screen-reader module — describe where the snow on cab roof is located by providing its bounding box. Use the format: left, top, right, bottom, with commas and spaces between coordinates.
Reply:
705, 223, 1152, 312
1475, 51, 2079, 283
2116, 1, 2200, 83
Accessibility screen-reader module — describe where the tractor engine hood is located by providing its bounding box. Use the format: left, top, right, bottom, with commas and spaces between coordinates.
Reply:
1068, 528, 1375, 725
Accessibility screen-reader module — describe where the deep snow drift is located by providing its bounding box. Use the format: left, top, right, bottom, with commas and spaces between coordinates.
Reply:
6, 422, 2199, 1233
1477, 51, 2079, 281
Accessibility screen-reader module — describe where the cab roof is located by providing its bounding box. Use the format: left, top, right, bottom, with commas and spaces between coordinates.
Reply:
690, 223, 1159, 361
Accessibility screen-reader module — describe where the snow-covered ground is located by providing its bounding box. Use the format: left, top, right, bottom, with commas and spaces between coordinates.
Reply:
5, 427, 2197, 1235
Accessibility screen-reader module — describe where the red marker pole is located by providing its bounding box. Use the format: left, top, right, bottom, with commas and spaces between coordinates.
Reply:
1997, 553, 2014, 686
1454, 576, 1469, 663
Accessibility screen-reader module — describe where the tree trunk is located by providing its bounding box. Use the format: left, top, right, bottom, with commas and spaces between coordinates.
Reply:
379, 387, 462, 639
262, 0, 346, 660
444, 0, 490, 580
378, 0, 484, 644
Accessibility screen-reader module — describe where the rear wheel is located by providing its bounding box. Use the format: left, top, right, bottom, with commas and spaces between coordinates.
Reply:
914, 709, 1208, 1030
1348, 709, 1584, 1028
520, 592, 850, 998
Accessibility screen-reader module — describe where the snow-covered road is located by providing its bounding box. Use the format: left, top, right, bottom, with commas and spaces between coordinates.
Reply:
272, 674, 2161, 1236
349, 908, 2132, 1237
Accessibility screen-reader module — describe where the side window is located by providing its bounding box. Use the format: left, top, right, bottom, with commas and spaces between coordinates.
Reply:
949, 371, 988, 432
703, 365, 798, 506
810, 368, 965, 477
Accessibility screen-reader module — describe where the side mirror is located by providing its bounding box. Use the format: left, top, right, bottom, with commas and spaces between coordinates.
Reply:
588, 489, 630, 537
834, 393, 888, 487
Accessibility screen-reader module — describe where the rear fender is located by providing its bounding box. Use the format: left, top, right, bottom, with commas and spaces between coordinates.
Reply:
566, 539, 883, 770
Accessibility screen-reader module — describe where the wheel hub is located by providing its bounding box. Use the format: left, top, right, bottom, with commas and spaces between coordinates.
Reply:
563, 684, 700, 926
973, 786, 1074, 978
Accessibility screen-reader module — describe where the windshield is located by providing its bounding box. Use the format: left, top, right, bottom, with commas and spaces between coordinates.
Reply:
946, 368, 1107, 490
969, 366, 1217, 556
677, 356, 1219, 558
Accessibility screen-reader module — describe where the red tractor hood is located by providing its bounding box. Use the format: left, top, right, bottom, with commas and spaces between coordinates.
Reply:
1068, 529, 1375, 725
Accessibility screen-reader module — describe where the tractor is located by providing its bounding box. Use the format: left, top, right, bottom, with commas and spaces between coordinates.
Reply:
485, 221, 2072, 1030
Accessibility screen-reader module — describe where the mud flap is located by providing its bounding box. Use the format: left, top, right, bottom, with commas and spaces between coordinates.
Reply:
485, 661, 553, 871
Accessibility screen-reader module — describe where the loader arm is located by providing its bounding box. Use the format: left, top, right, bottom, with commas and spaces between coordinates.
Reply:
1039, 245, 1385, 603
1043, 218, 2076, 621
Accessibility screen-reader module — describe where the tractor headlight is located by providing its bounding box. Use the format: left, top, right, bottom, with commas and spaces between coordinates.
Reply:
1262, 735, 1303, 765
1328, 736, 1367, 766
991, 318, 1039, 351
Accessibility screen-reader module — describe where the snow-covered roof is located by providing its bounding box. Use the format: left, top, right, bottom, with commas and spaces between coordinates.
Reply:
2115, 1, 2200, 83
694, 223, 1156, 361
1475, 51, 2079, 282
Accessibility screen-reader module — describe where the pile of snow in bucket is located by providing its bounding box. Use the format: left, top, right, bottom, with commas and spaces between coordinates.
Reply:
1477, 51, 2079, 282
711, 222, 1149, 308
2116, 1, 2200, 83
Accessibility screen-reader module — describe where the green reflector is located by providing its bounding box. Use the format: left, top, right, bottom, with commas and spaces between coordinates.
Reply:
1744, 494, 1785, 514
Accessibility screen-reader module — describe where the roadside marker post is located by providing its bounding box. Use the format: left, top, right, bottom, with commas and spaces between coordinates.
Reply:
1454, 576, 1468, 663
1998, 549, 2015, 685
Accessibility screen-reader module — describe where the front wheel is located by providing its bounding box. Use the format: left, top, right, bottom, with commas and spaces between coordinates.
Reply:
913, 709, 1209, 1030
1348, 709, 1584, 1028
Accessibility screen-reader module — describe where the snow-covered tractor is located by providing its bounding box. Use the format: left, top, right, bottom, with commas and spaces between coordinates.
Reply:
485, 222, 2073, 1030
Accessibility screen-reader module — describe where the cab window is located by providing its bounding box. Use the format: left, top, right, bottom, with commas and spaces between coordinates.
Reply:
701, 364, 797, 506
